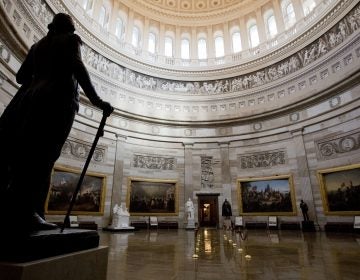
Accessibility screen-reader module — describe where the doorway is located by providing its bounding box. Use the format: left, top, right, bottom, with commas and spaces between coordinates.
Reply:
197, 194, 219, 228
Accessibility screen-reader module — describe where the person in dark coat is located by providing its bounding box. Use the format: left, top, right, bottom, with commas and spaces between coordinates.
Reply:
0, 13, 113, 233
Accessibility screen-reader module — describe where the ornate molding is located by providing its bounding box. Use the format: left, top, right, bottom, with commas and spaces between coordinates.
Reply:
316, 131, 360, 160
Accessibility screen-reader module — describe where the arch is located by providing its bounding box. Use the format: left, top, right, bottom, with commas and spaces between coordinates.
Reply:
214, 36, 224, 57
81, 0, 94, 14
231, 31, 242, 53
164, 36, 173, 57
181, 38, 190, 59
115, 17, 124, 40
98, 6, 107, 28
264, 9, 278, 38
281, 0, 296, 29
197, 37, 207, 59
132, 25, 141, 48
148, 32, 157, 53
247, 19, 259, 48
302, 0, 316, 16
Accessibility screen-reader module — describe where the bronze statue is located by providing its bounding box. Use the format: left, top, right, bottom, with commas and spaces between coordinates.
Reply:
300, 200, 310, 221
222, 198, 232, 217
0, 13, 113, 235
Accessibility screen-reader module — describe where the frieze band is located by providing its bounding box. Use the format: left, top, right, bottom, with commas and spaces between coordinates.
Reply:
22, 0, 360, 96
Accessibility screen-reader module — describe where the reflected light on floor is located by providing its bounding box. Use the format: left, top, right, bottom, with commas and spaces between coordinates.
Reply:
101, 229, 360, 280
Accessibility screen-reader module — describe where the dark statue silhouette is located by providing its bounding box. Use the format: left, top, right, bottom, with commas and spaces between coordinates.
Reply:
300, 199, 310, 221
0, 13, 113, 236
222, 199, 232, 217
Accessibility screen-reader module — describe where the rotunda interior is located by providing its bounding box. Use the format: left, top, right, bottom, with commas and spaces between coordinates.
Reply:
0, 0, 360, 235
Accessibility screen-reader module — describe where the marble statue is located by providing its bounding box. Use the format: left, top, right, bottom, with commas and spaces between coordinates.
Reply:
110, 202, 133, 229
185, 198, 195, 229
186, 198, 194, 220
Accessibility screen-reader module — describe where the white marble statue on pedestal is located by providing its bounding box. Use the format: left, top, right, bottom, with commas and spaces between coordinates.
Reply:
110, 202, 134, 230
185, 198, 195, 229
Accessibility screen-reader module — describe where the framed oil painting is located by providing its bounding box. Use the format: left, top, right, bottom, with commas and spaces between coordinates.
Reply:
45, 166, 106, 215
317, 164, 360, 215
127, 177, 178, 216
237, 175, 297, 215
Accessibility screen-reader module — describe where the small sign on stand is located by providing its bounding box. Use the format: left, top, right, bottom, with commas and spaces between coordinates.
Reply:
354, 216, 360, 229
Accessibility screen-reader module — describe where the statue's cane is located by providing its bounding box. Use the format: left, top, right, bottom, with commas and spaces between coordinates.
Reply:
61, 108, 113, 233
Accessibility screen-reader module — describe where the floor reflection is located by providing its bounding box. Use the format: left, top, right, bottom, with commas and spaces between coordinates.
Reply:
100, 229, 360, 280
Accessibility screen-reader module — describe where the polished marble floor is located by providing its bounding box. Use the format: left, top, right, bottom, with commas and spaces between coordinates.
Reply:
100, 228, 360, 280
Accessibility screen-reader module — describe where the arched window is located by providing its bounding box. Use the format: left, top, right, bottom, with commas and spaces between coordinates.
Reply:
132, 26, 140, 48
181, 39, 190, 59
232, 32, 242, 53
82, 0, 93, 12
249, 24, 259, 47
198, 38, 207, 59
98, 6, 106, 28
283, 1, 296, 28
115, 18, 123, 40
215, 36, 225, 57
303, 0, 316, 16
148, 32, 156, 53
164, 36, 173, 57
267, 14, 278, 38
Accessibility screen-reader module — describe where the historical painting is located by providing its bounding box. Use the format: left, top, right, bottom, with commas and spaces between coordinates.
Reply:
317, 164, 360, 215
127, 177, 178, 216
237, 175, 297, 215
45, 166, 106, 215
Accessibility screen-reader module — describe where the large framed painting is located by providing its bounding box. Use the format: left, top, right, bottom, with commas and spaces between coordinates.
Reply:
317, 164, 360, 215
237, 175, 297, 215
127, 177, 178, 216
45, 166, 106, 215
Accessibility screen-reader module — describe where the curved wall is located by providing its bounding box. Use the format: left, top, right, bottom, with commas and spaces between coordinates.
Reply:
0, 0, 359, 229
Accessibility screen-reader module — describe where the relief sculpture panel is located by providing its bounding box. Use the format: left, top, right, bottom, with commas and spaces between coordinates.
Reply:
239, 150, 286, 169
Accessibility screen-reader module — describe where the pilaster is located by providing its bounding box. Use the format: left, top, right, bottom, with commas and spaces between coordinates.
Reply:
290, 128, 316, 223
110, 134, 127, 219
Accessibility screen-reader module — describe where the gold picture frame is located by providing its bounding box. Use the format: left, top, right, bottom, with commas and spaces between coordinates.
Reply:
45, 166, 106, 215
127, 177, 178, 216
317, 163, 360, 215
237, 174, 297, 216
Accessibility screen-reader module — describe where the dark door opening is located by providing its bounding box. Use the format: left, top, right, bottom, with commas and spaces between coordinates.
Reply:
197, 194, 219, 228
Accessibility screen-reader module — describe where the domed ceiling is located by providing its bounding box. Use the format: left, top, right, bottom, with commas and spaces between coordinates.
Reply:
120, 0, 263, 24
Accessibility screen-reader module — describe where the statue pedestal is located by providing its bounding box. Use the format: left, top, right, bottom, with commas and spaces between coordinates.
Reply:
302, 221, 316, 232
0, 246, 108, 280
0, 229, 99, 262
103, 215, 135, 232
186, 219, 195, 230
103, 225, 135, 232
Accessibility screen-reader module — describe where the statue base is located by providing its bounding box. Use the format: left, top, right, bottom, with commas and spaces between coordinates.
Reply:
0, 246, 108, 280
186, 219, 196, 230
302, 221, 316, 232
0, 228, 99, 263
103, 225, 135, 232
